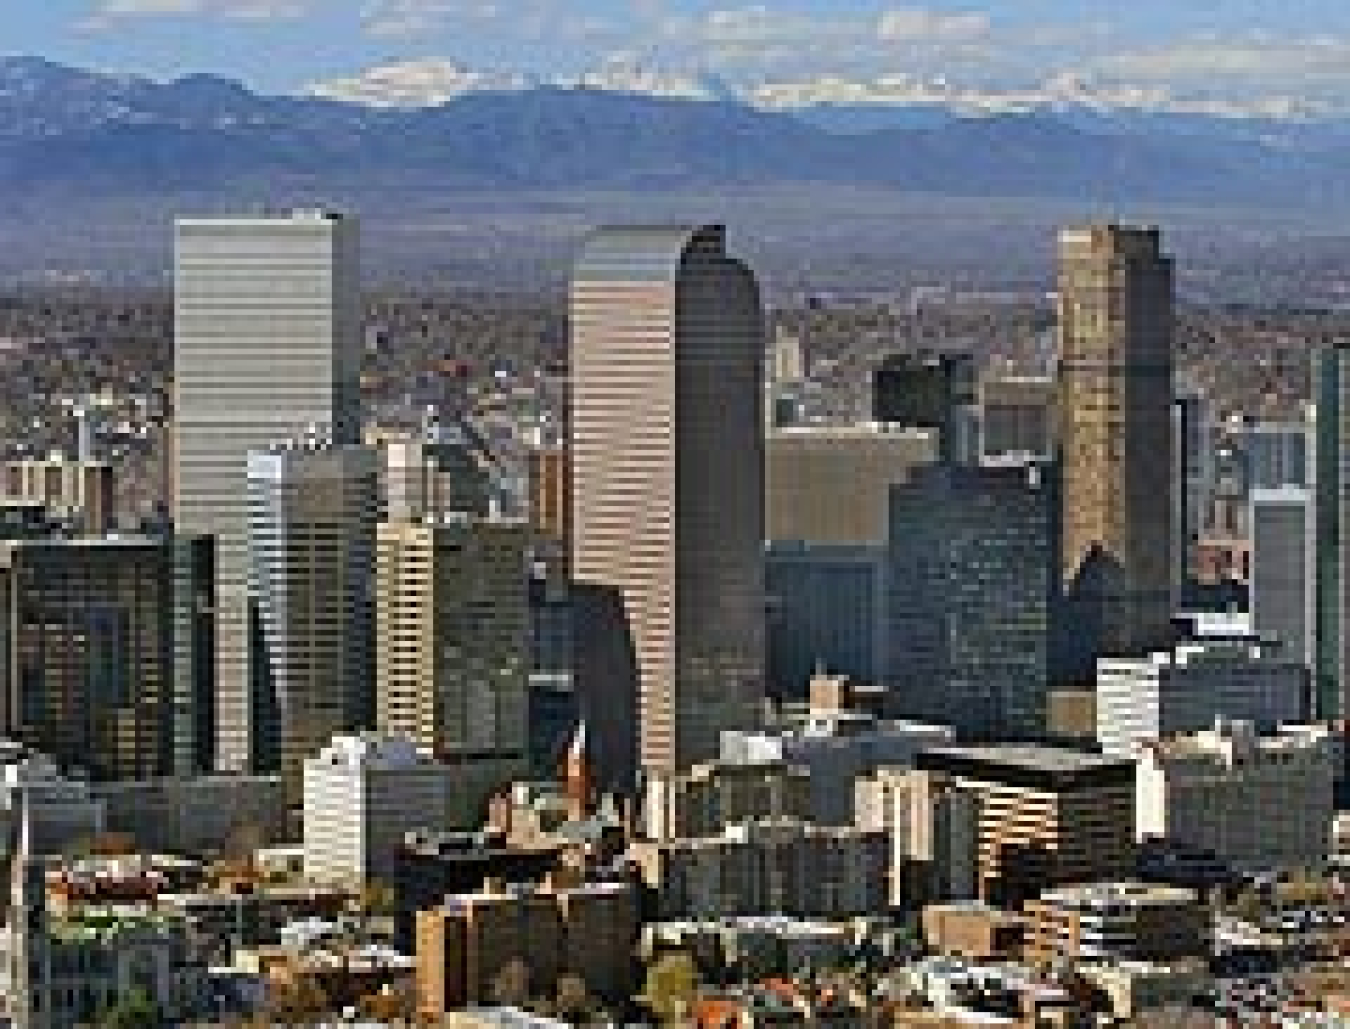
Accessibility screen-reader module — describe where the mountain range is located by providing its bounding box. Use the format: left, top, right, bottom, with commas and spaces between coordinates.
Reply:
1, 55, 1349, 213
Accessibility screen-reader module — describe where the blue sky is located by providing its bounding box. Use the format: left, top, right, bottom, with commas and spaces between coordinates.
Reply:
12, 1, 1350, 113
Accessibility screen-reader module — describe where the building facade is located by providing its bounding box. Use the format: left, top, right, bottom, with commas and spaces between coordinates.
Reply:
872, 352, 978, 464
915, 746, 1137, 909
174, 211, 361, 774
0, 538, 181, 782
0, 456, 114, 536
887, 461, 1054, 740
1136, 721, 1335, 872
1026, 883, 1209, 964
570, 225, 765, 777
247, 440, 377, 795
1251, 486, 1316, 669
1058, 225, 1175, 662
1095, 643, 1311, 758
376, 516, 530, 781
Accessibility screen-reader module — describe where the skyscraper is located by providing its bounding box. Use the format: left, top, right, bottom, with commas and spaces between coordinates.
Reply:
174, 210, 361, 773
375, 515, 530, 771
1058, 225, 1175, 663
247, 440, 376, 797
887, 461, 1054, 740
570, 225, 765, 779
1251, 487, 1315, 670
872, 352, 978, 464
1316, 342, 1350, 720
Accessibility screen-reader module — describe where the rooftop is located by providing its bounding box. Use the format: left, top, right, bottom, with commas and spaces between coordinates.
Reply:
922, 745, 1127, 775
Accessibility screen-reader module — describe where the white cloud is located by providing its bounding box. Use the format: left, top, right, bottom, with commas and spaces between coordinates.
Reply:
876, 8, 990, 43
81, 0, 308, 27
750, 70, 1334, 120
306, 58, 532, 106
360, 0, 499, 39
1093, 36, 1350, 86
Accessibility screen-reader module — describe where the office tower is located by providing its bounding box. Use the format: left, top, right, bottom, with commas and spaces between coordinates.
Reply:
1136, 721, 1335, 872
1317, 342, 1350, 720
979, 374, 1056, 462
0, 538, 179, 782
170, 534, 215, 776
1058, 225, 1175, 661
1173, 389, 1212, 588
1251, 487, 1315, 668
765, 542, 888, 696
375, 516, 530, 784
1245, 420, 1311, 490
247, 440, 376, 795
382, 424, 493, 523
872, 352, 978, 464
1096, 642, 1310, 758
174, 210, 360, 774
0, 455, 114, 536
303, 735, 466, 887
915, 745, 1137, 908
767, 425, 936, 546
527, 565, 578, 776
886, 461, 1053, 741
570, 225, 765, 779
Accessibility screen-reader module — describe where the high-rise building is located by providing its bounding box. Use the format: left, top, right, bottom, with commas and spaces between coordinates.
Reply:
570, 225, 765, 779
1316, 343, 1350, 720
979, 375, 1056, 462
872, 352, 978, 464
174, 210, 361, 774
1244, 420, 1311, 491
375, 515, 530, 779
0, 538, 180, 782
915, 745, 1137, 908
767, 425, 936, 546
381, 425, 493, 523
886, 461, 1054, 741
765, 542, 888, 698
1058, 225, 1175, 662
1173, 390, 1212, 589
1251, 487, 1315, 668
1026, 883, 1209, 965
247, 440, 376, 796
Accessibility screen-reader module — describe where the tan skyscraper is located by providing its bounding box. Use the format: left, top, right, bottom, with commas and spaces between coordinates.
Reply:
1059, 225, 1175, 661
375, 516, 529, 772
571, 225, 765, 780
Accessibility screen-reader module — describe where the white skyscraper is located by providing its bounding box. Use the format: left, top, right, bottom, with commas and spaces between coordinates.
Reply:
174, 211, 361, 773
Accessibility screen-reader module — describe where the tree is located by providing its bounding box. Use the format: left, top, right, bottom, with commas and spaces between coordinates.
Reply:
490, 958, 532, 1009
639, 952, 698, 1025
97, 988, 161, 1029
555, 974, 593, 1022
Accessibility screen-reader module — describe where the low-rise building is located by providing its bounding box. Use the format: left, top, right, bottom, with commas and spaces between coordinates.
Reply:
1136, 720, 1335, 873
1025, 883, 1210, 964
922, 903, 1028, 962
722, 715, 954, 825
630, 820, 888, 920
1096, 643, 1310, 758
304, 734, 502, 887
415, 877, 638, 1018
643, 760, 811, 841
855, 767, 979, 909
914, 746, 1137, 908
